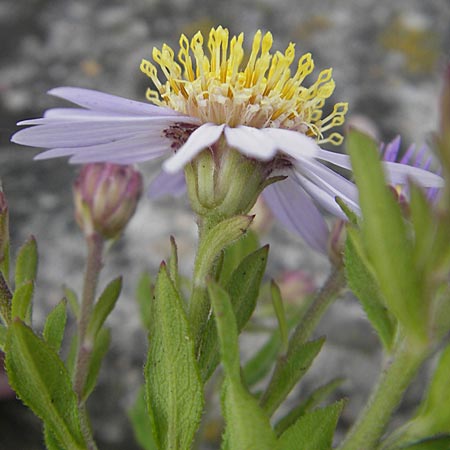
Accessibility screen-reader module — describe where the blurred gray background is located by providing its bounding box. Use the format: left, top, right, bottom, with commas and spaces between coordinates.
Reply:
0, 0, 449, 448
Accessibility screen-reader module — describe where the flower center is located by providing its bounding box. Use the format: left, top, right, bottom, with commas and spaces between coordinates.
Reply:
140, 26, 347, 144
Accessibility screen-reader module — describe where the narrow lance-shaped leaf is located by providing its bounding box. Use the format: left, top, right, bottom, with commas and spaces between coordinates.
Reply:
0, 324, 6, 351
198, 245, 268, 381
276, 400, 345, 450
82, 327, 110, 402
0, 271, 12, 325
218, 229, 259, 285
208, 282, 277, 450
5, 320, 85, 449
15, 235, 38, 288
11, 280, 34, 325
275, 378, 345, 436
259, 337, 325, 416
347, 130, 426, 340
43, 299, 67, 353
128, 386, 159, 450
344, 227, 396, 351
86, 276, 122, 339
271, 280, 289, 352
145, 263, 204, 450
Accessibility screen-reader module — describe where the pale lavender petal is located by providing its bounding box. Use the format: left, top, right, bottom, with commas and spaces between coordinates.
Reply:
260, 128, 319, 159
317, 147, 443, 188
148, 169, 187, 198
294, 158, 360, 218
224, 126, 277, 160
35, 133, 169, 163
12, 119, 175, 148
316, 148, 352, 170
383, 161, 444, 188
48, 87, 192, 118
263, 176, 329, 254
163, 123, 225, 173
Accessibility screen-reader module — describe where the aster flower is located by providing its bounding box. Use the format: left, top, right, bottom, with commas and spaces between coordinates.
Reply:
11, 27, 442, 226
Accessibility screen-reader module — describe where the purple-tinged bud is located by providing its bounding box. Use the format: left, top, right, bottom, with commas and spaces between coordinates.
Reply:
73, 163, 143, 239
275, 270, 316, 305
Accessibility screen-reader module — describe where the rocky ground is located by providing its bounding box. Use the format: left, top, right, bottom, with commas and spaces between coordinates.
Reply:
0, 0, 449, 448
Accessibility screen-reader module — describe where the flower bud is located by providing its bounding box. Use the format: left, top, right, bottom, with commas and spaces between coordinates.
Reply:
73, 163, 142, 239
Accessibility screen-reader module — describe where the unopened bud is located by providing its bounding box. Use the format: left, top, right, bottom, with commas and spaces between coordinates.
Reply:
276, 270, 316, 304
73, 163, 142, 239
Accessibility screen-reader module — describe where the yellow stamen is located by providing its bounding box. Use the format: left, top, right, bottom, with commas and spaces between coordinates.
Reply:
141, 26, 347, 142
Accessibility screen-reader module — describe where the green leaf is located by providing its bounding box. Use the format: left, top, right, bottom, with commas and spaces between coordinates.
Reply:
11, 281, 34, 325
5, 320, 85, 449
345, 227, 396, 351
0, 271, 12, 325
218, 229, 259, 285
260, 337, 325, 416
44, 424, 65, 450
128, 386, 158, 450
194, 215, 254, 288
145, 263, 203, 450
43, 299, 67, 353
136, 272, 153, 331
198, 245, 269, 381
347, 130, 426, 340
397, 435, 450, 450
86, 276, 122, 339
82, 327, 110, 402
275, 378, 345, 435
271, 281, 288, 352
15, 235, 38, 288
276, 400, 344, 450
0, 324, 6, 351
208, 282, 277, 450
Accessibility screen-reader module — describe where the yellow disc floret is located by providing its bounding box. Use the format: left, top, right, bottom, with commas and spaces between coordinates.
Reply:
140, 26, 347, 145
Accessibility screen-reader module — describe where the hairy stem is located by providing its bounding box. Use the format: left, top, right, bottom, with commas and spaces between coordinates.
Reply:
73, 233, 104, 450
338, 339, 428, 450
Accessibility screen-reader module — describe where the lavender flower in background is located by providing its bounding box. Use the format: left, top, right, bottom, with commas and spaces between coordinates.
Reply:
11, 27, 442, 229
380, 136, 441, 203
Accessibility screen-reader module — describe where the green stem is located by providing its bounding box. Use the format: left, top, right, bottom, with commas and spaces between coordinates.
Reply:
338, 339, 428, 450
260, 267, 346, 415
73, 233, 104, 450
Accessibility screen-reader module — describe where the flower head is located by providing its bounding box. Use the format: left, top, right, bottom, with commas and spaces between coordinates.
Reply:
73, 163, 142, 239
11, 27, 443, 239
141, 26, 346, 144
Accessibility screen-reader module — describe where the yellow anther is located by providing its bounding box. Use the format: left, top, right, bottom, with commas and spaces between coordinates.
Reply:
140, 27, 346, 139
